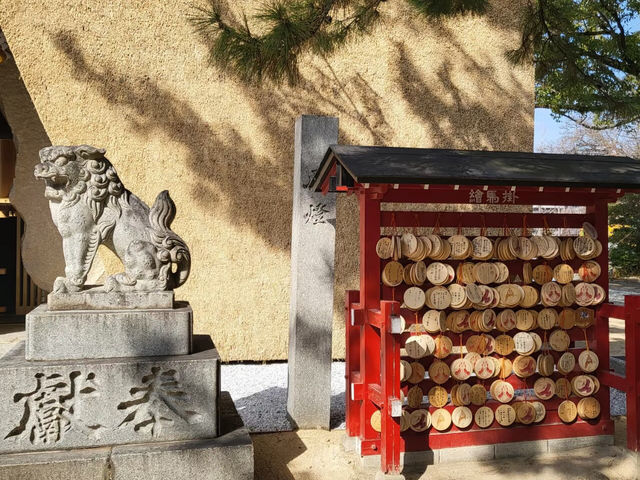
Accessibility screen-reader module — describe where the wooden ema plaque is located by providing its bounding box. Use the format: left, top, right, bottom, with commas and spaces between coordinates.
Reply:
378, 221, 610, 448
386, 219, 608, 445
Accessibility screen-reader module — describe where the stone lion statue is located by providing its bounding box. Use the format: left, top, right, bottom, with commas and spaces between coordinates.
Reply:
34, 145, 190, 293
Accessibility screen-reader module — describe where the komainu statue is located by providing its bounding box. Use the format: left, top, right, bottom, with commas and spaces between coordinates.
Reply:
34, 145, 190, 293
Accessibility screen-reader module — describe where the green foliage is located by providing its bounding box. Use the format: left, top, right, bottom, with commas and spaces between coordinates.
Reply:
191, 0, 488, 85
510, 0, 640, 129
610, 193, 640, 277
405, 0, 487, 17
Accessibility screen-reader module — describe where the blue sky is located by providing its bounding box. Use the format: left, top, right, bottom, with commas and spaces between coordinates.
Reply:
533, 108, 571, 152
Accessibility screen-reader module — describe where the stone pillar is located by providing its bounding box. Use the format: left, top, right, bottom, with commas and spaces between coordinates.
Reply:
287, 115, 339, 429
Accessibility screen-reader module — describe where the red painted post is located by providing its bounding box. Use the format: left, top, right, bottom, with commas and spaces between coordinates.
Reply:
345, 289, 361, 438
625, 295, 640, 451
380, 300, 402, 474
359, 192, 382, 443
359, 191, 382, 307
593, 200, 611, 420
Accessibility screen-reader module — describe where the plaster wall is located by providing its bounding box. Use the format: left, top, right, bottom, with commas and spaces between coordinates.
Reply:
0, 0, 534, 360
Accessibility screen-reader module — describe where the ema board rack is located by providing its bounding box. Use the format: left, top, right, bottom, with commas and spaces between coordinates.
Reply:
309, 145, 640, 478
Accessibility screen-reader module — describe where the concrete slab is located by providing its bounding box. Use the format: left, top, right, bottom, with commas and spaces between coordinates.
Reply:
547, 434, 614, 452
437, 444, 495, 464
0, 445, 111, 480
363, 450, 437, 469
111, 435, 253, 480
26, 302, 192, 360
494, 440, 548, 459
359, 434, 617, 469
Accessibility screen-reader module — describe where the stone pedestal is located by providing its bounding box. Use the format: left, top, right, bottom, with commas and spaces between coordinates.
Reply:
19, 143, 251, 478
2, 301, 253, 479
26, 302, 193, 360
47, 290, 175, 311
0, 392, 253, 480
0, 340, 218, 453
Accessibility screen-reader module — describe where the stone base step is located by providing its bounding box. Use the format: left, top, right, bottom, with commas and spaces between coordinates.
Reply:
358, 434, 615, 469
0, 392, 253, 480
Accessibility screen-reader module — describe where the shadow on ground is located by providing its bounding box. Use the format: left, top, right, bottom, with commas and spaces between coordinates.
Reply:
233, 386, 345, 432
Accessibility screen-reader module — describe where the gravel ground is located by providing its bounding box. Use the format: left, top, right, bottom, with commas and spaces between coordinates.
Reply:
609, 278, 640, 305
611, 387, 626, 416
221, 362, 346, 432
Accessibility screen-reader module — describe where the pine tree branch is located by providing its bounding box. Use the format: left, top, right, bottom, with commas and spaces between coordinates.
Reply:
406, 0, 488, 17
191, 0, 387, 85
509, 0, 640, 128
192, 0, 488, 85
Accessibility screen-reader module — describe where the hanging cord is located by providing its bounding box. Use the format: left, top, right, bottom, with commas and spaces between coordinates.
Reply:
563, 215, 569, 237
583, 328, 590, 351
522, 214, 529, 237
433, 212, 441, 235
481, 213, 487, 237
413, 212, 421, 236
390, 212, 398, 236
456, 264, 465, 285
459, 334, 464, 360
503, 214, 511, 237
543, 215, 551, 236
410, 311, 420, 336
457, 213, 463, 235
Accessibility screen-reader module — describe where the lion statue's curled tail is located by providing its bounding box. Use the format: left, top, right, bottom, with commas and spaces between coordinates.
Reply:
148, 191, 191, 289
35, 145, 191, 293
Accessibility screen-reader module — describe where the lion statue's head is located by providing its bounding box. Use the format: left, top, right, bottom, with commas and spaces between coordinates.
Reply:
35, 145, 126, 220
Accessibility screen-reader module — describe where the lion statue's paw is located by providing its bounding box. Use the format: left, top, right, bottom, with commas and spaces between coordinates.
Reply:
104, 273, 137, 292
53, 276, 83, 294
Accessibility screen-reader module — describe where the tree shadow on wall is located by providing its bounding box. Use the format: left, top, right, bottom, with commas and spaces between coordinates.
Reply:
191, 0, 395, 148
198, 0, 533, 154
393, 37, 532, 151
240, 62, 395, 147
47, 15, 534, 361
49, 30, 396, 254
50, 31, 296, 252
49, 16, 532, 250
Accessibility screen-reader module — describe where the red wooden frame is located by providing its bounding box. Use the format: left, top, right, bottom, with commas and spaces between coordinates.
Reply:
336, 181, 639, 476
